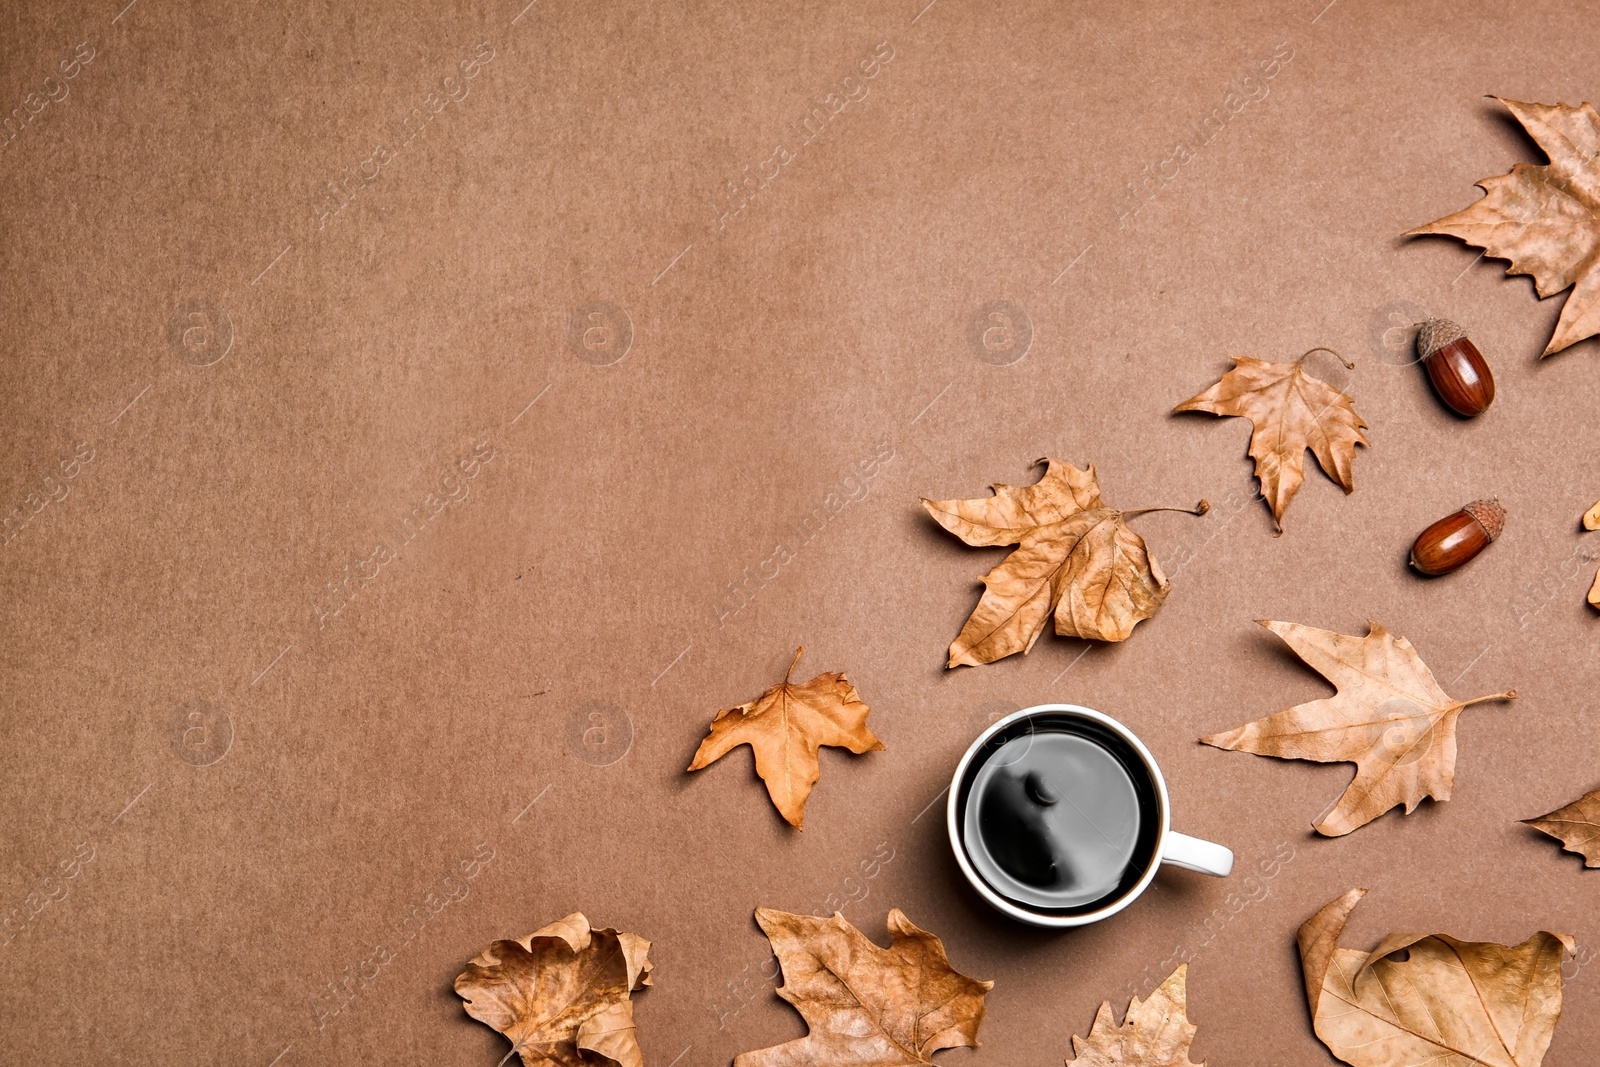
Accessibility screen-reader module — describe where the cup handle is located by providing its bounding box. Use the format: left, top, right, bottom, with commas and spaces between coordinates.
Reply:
1160, 832, 1233, 877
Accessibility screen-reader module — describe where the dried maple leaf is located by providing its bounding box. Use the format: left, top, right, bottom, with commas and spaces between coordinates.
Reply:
1407, 98, 1600, 357
1525, 788, 1600, 866
1174, 351, 1368, 533
922, 459, 1206, 666
454, 913, 653, 1067
1200, 620, 1515, 836
1067, 965, 1203, 1067
735, 907, 992, 1067
687, 647, 882, 828
1298, 889, 1572, 1067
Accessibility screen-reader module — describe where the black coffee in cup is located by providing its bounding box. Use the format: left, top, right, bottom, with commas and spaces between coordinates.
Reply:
955, 714, 1161, 915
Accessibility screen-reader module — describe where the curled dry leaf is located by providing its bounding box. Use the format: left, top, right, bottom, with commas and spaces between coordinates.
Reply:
1201, 620, 1516, 836
1524, 788, 1600, 866
1298, 889, 1572, 1067
735, 907, 992, 1067
922, 459, 1207, 666
1407, 97, 1600, 357
688, 647, 882, 828
1067, 964, 1203, 1067
454, 913, 653, 1067
1174, 352, 1368, 533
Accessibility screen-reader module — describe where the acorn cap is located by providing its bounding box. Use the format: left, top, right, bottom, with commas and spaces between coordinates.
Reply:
1417, 318, 1468, 361
1462, 498, 1505, 541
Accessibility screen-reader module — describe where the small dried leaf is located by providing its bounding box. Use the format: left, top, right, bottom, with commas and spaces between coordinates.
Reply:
1298, 889, 1572, 1067
1407, 98, 1600, 356
1066, 964, 1203, 1066
688, 647, 882, 828
923, 459, 1203, 666
1525, 788, 1600, 866
735, 907, 992, 1067
1584, 501, 1600, 608
454, 913, 653, 1067
1201, 620, 1515, 836
1175, 355, 1368, 532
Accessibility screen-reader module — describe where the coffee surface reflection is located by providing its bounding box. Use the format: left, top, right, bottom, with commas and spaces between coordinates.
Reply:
962, 730, 1146, 911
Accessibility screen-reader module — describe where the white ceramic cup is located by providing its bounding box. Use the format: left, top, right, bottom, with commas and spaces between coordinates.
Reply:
947, 703, 1233, 928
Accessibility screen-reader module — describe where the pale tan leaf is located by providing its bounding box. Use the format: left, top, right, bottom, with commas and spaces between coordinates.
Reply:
923, 459, 1204, 666
687, 647, 882, 828
1586, 502, 1600, 608
454, 913, 654, 1067
1525, 788, 1600, 866
1298, 889, 1572, 1067
1201, 620, 1515, 835
1407, 97, 1600, 356
1174, 355, 1368, 532
1066, 964, 1203, 1067
734, 908, 992, 1067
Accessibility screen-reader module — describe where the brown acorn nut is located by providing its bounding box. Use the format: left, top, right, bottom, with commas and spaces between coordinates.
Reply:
1409, 499, 1505, 575
1417, 318, 1495, 417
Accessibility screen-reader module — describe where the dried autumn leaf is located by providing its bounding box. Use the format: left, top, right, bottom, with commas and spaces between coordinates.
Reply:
1525, 788, 1600, 866
922, 459, 1206, 666
1200, 620, 1515, 836
1584, 500, 1600, 609
454, 913, 653, 1067
1407, 97, 1600, 357
1298, 888, 1572, 1067
688, 647, 882, 828
1067, 964, 1203, 1067
1174, 352, 1368, 532
735, 907, 992, 1067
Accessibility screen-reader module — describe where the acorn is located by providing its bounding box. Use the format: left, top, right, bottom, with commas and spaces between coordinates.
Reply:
1417, 318, 1495, 417
1409, 499, 1505, 576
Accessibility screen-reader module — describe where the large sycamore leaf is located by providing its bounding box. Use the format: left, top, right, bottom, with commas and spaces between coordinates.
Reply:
1408, 97, 1600, 357
454, 913, 653, 1067
922, 459, 1205, 666
735, 907, 992, 1067
1298, 889, 1572, 1067
1524, 788, 1600, 866
1067, 965, 1203, 1067
1201, 620, 1515, 836
1174, 354, 1369, 533
688, 647, 882, 828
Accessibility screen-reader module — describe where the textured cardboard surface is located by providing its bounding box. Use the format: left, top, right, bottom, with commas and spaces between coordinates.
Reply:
4, 0, 1600, 1063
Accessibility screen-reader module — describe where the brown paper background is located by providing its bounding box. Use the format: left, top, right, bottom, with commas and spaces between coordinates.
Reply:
5, 0, 1600, 1063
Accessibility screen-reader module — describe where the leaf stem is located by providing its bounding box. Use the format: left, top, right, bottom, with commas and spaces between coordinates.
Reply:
1123, 500, 1210, 520
1297, 346, 1355, 369
1460, 689, 1517, 708
496, 1036, 529, 1067
785, 646, 805, 683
